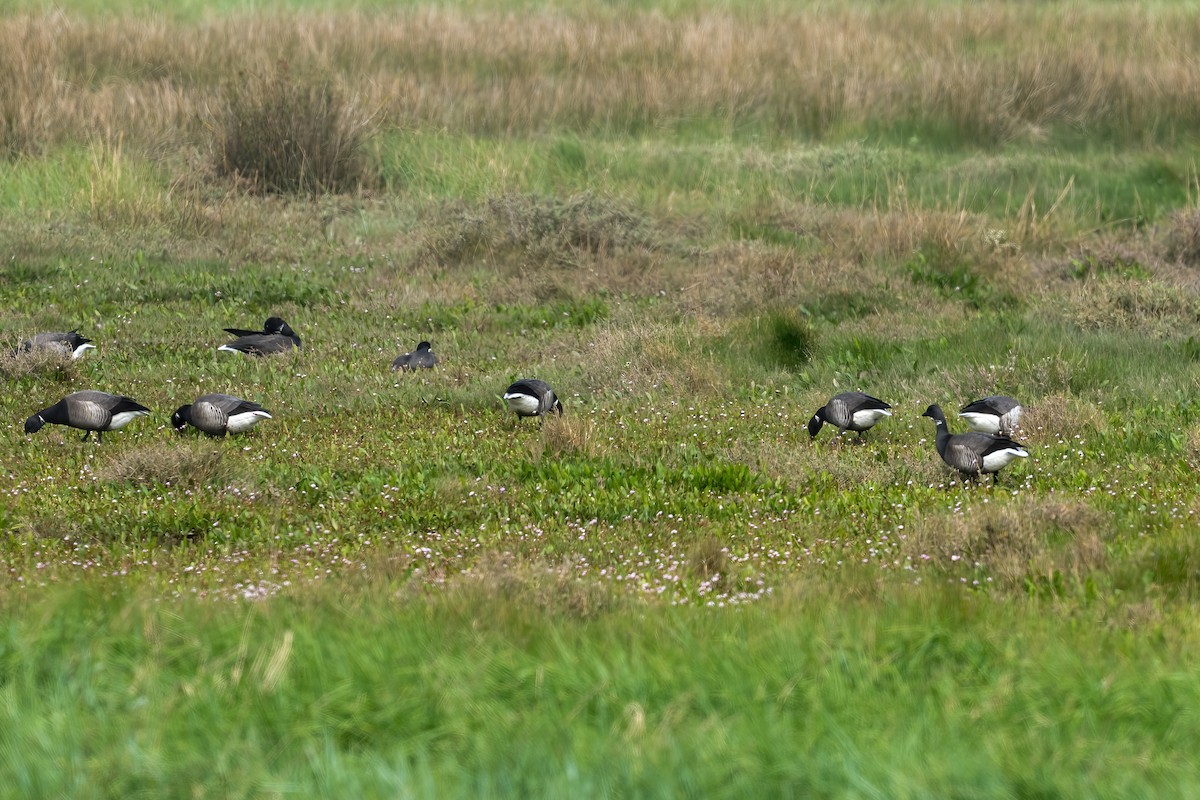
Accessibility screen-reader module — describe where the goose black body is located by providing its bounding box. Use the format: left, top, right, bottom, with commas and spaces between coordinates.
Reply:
504, 379, 563, 421
172, 393, 272, 437
922, 403, 1029, 483
24, 390, 151, 443
17, 330, 95, 360
807, 391, 893, 441
218, 318, 301, 356
392, 341, 438, 371
223, 316, 288, 337
958, 395, 1023, 436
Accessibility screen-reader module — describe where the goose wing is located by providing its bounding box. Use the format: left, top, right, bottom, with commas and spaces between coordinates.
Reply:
944, 436, 985, 473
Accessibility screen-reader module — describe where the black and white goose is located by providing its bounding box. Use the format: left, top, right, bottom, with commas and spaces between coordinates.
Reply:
18, 330, 95, 360
807, 391, 893, 441
504, 379, 563, 420
959, 395, 1023, 436
921, 404, 1029, 483
24, 390, 151, 443
392, 341, 438, 371
172, 393, 272, 437
223, 316, 288, 337
218, 318, 301, 356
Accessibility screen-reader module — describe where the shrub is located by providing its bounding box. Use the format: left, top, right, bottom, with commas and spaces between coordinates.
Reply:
214, 65, 375, 195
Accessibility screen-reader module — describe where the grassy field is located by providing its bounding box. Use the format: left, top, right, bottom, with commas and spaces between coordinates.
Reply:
3, 1, 1200, 796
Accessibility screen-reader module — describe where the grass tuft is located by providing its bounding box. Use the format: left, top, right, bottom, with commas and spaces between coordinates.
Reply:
453, 552, 618, 620
0, 346, 76, 381
98, 441, 232, 487
215, 64, 375, 195
1165, 207, 1200, 267
419, 192, 659, 269
905, 500, 1107, 592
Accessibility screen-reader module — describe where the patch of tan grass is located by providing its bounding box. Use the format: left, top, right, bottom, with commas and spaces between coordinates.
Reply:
0, 346, 77, 381
903, 499, 1108, 591
1060, 277, 1200, 336
584, 318, 722, 399
1021, 393, 1108, 444
98, 441, 232, 487
3, 5, 1200, 152
538, 415, 602, 460
1165, 207, 1200, 267
448, 551, 618, 620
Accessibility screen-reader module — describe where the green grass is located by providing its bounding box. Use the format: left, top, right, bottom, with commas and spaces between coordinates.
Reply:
5, 1, 1200, 795
3, 582, 1199, 798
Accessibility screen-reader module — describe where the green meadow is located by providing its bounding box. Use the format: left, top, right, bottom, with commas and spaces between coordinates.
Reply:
3, 1, 1200, 796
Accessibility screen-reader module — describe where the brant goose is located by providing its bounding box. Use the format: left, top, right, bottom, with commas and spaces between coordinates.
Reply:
24, 390, 151, 443
921, 404, 1029, 483
807, 391, 893, 441
504, 379, 563, 420
18, 330, 95, 360
392, 341, 438, 371
218, 318, 301, 356
172, 393, 272, 437
959, 395, 1023, 436
223, 316, 288, 337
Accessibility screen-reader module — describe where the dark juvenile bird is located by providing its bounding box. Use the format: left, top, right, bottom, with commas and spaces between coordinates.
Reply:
807, 391, 893, 441
218, 318, 301, 356
959, 395, 1023, 436
24, 390, 151, 443
18, 330, 95, 360
172, 393, 272, 437
392, 341, 438, 371
504, 379, 563, 420
921, 404, 1028, 483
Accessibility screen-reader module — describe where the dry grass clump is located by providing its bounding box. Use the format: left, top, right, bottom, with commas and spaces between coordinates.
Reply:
99, 441, 232, 487
585, 319, 721, 398
4, 6, 1200, 151
1061, 277, 1200, 336
451, 552, 618, 620
538, 416, 602, 460
418, 192, 660, 270
904, 500, 1107, 591
688, 534, 731, 590
215, 65, 376, 195
1165, 208, 1200, 267
0, 346, 77, 381
1021, 393, 1107, 443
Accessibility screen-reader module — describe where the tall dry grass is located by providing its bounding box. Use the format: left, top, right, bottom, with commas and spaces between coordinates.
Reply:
3, 4, 1200, 155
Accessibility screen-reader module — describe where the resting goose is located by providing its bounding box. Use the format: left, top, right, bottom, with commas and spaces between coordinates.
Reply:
922, 404, 1028, 483
807, 391, 893, 441
392, 341, 438, 371
959, 395, 1023, 435
223, 316, 288, 337
218, 318, 301, 356
504, 379, 563, 420
24, 390, 151, 443
172, 393, 272, 437
18, 330, 95, 360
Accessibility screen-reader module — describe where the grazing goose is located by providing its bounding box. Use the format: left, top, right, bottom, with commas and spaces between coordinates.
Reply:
959, 395, 1023, 436
172, 393, 272, 437
504, 379, 563, 420
392, 341, 438, 371
18, 330, 95, 359
921, 404, 1029, 483
807, 391, 893, 441
218, 319, 301, 356
24, 390, 151, 443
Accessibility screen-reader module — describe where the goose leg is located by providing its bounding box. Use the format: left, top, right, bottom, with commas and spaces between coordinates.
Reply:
80, 431, 91, 442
